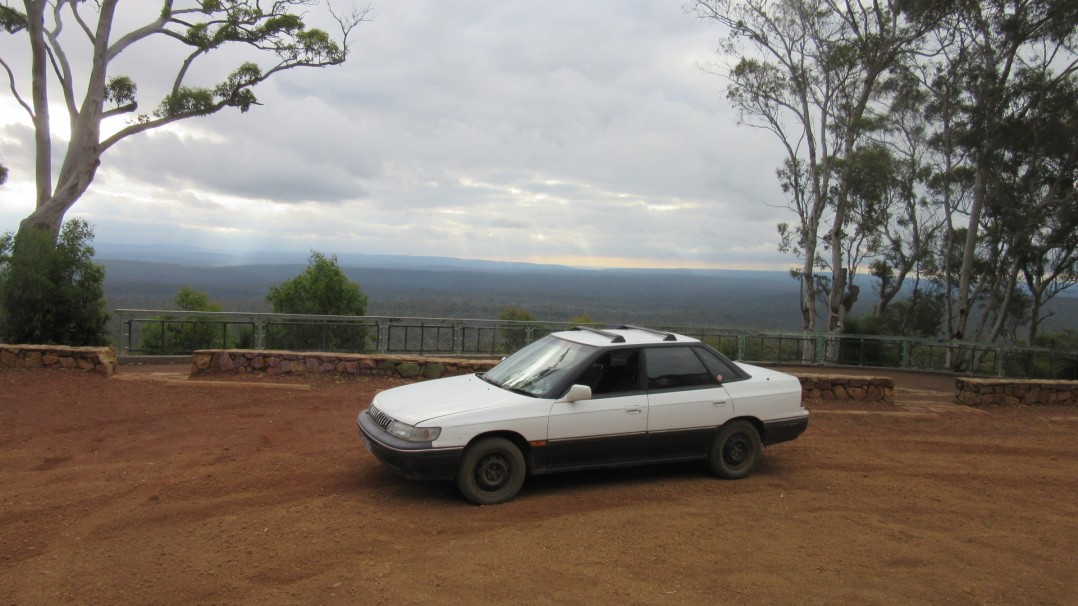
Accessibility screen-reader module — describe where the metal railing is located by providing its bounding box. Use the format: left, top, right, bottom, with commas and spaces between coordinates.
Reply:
116, 310, 563, 358
115, 309, 1078, 380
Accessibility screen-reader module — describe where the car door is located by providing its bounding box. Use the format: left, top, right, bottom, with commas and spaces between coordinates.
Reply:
543, 349, 648, 470
643, 346, 734, 459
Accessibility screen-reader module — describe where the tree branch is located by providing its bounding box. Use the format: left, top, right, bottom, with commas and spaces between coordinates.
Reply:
45, 0, 78, 119
0, 57, 34, 118
67, 0, 95, 40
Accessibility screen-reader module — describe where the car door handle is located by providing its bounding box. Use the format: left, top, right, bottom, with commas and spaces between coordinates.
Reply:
625, 406, 643, 414
712, 400, 728, 407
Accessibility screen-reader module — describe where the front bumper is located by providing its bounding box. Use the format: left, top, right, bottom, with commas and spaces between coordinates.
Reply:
357, 411, 463, 481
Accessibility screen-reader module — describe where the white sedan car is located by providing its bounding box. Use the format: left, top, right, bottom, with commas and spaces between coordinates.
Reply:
357, 326, 808, 504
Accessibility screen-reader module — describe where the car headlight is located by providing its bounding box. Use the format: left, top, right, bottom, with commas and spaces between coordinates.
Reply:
386, 420, 441, 442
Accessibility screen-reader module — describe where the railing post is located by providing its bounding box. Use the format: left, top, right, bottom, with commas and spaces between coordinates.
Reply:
737, 332, 746, 361
453, 322, 463, 355
900, 340, 910, 368
815, 335, 826, 364
122, 316, 131, 356
377, 321, 388, 354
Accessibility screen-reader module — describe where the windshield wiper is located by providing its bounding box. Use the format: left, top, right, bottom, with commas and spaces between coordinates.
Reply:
499, 384, 537, 398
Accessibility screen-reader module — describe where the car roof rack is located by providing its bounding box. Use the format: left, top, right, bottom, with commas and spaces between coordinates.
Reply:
573, 326, 626, 343
618, 325, 678, 341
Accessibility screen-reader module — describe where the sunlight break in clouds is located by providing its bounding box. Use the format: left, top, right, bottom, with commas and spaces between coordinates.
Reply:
0, 1, 795, 270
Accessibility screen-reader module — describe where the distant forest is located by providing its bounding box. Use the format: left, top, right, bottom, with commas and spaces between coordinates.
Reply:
100, 258, 1078, 336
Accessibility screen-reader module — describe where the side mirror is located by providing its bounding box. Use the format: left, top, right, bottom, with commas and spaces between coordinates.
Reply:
560, 384, 592, 403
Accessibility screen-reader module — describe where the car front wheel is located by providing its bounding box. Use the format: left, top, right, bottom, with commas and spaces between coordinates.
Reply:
456, 437, 527, 505
708, 420, 761, 479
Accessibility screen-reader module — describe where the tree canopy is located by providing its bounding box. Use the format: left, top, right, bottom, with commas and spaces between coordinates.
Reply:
267, 251, 368, 316
266, 251, 369, 352
696, 0, 1078, 361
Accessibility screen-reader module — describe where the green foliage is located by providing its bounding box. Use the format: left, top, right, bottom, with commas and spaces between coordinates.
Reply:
266, 251, 369, 352
837, 316, 891, 366
839, 290, 947, 366
105, 76, 137, 106
1035, 330, 1078, 353
498, 306, 538, 353
569, 312, 600, 325
0, 5, 27, 33
498, 306, 536, 323
875, 292, 946, 339
157, 87, 217, 118
214, 63, 262, 112
268, 252, 368, 316
0, 220, 109, 346
137, 286, 228, 354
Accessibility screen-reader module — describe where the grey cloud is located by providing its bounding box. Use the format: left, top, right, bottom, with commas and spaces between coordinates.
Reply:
0, 0, 796, 269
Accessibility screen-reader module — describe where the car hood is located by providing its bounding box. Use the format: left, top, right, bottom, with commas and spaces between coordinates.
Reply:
370, 373, 534, 426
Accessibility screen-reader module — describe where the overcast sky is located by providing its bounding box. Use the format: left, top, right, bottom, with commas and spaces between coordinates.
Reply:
0, 1, 793, 270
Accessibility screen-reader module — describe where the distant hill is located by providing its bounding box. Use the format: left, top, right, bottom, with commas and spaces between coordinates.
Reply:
100, 258, 807, 330
97, 248, 1078, 335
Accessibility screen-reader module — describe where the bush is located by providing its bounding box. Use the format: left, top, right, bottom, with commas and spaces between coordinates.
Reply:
0, 220, 110, 346
266, 251, 369, 352
498, 306, 537, 354
838, 316, 885, 365
138, 286, 229, 354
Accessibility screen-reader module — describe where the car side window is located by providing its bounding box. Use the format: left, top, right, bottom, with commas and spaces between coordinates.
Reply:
645, 347, 717, 391
574, 349, 643, 397
694, 347, 740, 383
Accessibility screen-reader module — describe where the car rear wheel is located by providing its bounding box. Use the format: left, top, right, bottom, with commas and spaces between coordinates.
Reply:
456, 437, 526, 505
708, 420, 761, 479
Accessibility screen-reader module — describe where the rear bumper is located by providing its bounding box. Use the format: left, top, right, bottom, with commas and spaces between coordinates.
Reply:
762, 414, 809, 446
357, 411, 462, 481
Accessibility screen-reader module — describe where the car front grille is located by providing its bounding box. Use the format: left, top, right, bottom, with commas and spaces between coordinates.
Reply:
368, 406, 394, 430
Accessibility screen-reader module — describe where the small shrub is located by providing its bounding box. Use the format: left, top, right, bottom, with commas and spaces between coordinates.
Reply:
138, 286, 228, 354
0, 220, 110, 346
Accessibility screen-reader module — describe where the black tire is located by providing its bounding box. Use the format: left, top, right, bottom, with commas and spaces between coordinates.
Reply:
708, 420, 761, 479
456, 437, 527, 505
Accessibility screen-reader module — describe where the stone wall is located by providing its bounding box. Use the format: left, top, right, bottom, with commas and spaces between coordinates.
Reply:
956, 378, 1078, 406
191, 349, 497, 380
193, 350, 895, 403
0, 344, 118, 376
796, 374, 895, 403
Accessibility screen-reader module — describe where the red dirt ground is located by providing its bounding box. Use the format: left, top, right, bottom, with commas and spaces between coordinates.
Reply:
2, 365, 1077, 605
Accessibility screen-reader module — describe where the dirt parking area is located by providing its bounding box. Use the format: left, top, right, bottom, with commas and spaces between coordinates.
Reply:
2, 365, 1077, 605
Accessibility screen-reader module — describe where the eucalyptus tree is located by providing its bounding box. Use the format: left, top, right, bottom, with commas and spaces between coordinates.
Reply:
694, 0, 933, 360
999, 77, 1078, 345
0, 1, 368, 238
902, 0, 1078, 350
867, 70, 944, 319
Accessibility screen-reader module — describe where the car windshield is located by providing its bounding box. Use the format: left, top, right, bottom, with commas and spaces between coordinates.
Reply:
483, 335, 595, 398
